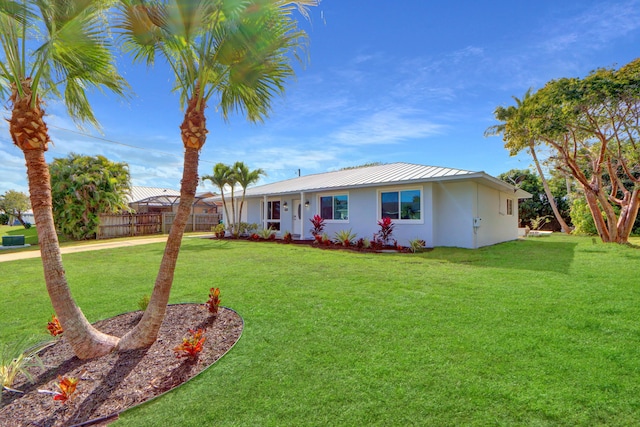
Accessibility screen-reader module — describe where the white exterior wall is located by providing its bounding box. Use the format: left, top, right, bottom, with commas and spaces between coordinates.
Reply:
475, 185, 519, 247
432, 181, 475, 248
242, 179, 520, 248
432, 181, 519, 248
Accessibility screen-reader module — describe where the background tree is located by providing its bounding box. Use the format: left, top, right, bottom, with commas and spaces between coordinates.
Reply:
487, 59, 640, 243
527, 61, 640, 243
115, 0, 316, 350
50, 153, 131, 240
233, 161, 265, 236
498, 169, 571, 230
202, 162, 233, 232
0, 0, 129, 358
486, 90, 572, 233
0, 190, 31, 227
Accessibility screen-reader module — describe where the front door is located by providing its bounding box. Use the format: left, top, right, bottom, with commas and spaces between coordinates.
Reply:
292, 199, 302, 237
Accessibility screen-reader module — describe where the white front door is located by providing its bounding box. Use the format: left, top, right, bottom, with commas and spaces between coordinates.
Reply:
292, 199, 302, 237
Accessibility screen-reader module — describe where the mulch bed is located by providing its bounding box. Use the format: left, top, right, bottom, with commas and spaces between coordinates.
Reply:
0, 305, 243, 427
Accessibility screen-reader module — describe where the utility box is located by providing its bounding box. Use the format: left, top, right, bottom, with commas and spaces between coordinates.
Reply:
2, 235, 25, 246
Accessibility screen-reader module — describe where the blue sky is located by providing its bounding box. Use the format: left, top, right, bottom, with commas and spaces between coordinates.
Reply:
2, 0, 640, 195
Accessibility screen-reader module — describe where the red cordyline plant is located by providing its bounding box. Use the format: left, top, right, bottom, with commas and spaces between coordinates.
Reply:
206, 287, 221, 315
54, 376, 79, 403
39, 376, 79, 404
174, 329, 206, 360
309, 214, 325, 237
375, 217, 395, 246
47, 315, 63, 337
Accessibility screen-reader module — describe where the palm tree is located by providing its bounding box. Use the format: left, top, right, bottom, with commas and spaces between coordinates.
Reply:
233, 161, 265, 235
115, 0, 316, 350
485, 90, 572, 234
202, 162, 233, 231
0, 0, 129, 358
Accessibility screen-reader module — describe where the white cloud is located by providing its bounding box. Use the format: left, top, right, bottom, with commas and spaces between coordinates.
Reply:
330, 109, 444, 146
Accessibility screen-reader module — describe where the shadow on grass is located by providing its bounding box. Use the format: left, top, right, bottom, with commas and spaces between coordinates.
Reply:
415, 238, 579, 275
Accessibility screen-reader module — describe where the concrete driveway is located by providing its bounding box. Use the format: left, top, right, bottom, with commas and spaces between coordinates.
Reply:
0, 236, 169, 263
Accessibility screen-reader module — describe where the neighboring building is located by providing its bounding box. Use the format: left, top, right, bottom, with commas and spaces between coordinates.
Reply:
214, 162, 531, 249
127, 186, 219, 214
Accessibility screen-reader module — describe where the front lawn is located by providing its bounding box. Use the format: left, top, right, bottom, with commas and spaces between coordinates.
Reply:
1, 235, 639, 426
0, 225, 39, 245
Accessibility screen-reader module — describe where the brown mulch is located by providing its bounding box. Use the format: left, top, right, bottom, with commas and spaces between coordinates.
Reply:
0, 305, 243, 427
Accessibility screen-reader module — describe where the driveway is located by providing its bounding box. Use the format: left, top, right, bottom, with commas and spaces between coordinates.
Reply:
0, 236, 170, 263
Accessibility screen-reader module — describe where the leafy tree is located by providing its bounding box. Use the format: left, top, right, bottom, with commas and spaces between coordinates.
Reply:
486, 90, 572, 233
115, 0, 316, 350
488, 59, 640, 243
1, 0, 129, 358
49, 154, 131, 240
233, 161, 265, 236
0, 190, 31, 227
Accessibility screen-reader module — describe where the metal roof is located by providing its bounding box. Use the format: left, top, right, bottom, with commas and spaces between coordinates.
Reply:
126, 186, 180, 204
228, 162, 531, 199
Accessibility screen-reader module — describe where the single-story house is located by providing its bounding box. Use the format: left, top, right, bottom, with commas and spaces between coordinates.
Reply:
217, 162, 531, 249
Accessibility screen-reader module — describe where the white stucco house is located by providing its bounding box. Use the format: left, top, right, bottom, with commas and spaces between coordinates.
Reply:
218, 162, 531, 249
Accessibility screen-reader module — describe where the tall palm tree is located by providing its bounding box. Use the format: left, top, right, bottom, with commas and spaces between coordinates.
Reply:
233, 161, 265, 235
202, 162, 233, 231
0, 0, 129, 358
115, 0, 316, 350
485, 90, 572, 234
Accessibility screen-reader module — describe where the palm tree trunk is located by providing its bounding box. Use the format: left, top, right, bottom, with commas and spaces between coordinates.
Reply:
529, 145, 572, 234
118, 147, 199, 349
24, 149, 118, 358
220, 191, 230, 234
118, 87, 206, 350
230, 187, 237, 236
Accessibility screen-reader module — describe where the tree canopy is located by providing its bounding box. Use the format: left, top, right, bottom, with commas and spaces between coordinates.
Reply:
0, 189, 31, 227
489, 58, 640, 243
50, 153, 131, 240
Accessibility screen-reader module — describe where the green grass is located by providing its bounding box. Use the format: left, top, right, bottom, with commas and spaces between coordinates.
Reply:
0, 225, 40, 245
1, 235, 640, 426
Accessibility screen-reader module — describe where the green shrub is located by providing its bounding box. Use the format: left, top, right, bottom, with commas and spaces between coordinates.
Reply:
1, 340, 51, 395
258, 227, 275, 240
334, 229, 357, 247
570, 198, 599, 235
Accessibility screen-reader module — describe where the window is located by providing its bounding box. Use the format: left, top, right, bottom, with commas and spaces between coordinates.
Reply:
380, 189, 421, 220
262, 200, 281, 230
319, 195, 348, 220
506, 198, 513, 216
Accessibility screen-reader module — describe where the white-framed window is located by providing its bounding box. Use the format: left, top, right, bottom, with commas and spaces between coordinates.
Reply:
319, 194, 349, 221
261, 200, 281, 230
506, 198, 514, 216
380, 188, 422, 220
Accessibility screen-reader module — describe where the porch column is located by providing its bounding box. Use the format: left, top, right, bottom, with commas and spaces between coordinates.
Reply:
263, 195, 268, 230
300, 191, 305, 239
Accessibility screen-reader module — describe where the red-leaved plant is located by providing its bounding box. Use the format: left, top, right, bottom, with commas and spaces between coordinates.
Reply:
174, 328, 206, 360
50, 376, 79, 404
47, 315, 63, 337
374, 217, 395, 246
206, 287, 221, 315
309, 214, 325, 237
283, 231, 293, 243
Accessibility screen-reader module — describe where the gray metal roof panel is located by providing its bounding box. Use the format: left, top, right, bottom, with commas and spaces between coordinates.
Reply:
239, 162, 479, 197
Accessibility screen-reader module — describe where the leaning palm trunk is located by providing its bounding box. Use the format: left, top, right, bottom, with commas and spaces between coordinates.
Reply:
11, 82, 118, 358
529, 144, 571, 234
118, 96, 205, 350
